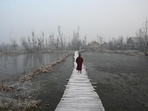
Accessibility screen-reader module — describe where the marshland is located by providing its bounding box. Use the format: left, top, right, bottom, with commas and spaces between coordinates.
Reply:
1, 0, 148, 111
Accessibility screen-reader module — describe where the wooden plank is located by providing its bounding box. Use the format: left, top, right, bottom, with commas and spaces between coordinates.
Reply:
55, 51, 105, 111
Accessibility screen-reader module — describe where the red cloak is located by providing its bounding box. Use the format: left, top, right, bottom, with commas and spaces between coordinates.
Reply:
76, 56, 83, 71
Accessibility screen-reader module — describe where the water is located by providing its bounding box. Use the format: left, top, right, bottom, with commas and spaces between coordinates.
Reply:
82, 52, 148, 111
83, 52, 148, 74
0, 52, 66, 81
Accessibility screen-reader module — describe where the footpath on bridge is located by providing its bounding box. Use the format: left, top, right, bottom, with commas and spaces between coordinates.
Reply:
55, 51, 105, 111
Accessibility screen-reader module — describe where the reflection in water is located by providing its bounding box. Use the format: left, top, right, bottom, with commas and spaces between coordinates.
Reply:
0, 52, 65, 81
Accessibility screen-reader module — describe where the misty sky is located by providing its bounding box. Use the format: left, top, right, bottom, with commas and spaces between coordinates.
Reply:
0, 0, 148, 43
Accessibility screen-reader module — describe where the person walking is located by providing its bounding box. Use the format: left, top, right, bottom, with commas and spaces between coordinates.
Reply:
76, 54, 83, 73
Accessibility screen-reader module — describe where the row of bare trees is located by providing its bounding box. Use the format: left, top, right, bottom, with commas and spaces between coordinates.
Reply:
20, 31, 51, 52
0, 38, 18, 52
0, 27, 85, 53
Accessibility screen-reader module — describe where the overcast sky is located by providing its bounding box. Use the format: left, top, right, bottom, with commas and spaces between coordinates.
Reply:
0, 0, 148, 43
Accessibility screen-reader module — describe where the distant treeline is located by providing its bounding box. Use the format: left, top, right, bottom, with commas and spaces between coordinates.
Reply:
0, 20, 147, 52
0, 30, 86, 53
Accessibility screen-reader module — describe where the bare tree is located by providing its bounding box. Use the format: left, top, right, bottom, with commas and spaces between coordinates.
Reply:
1, 43, 9, 52
117, 36, 124, 50
136, 28, 143, 37
97, 35, 103, 44
41, 32, 45, 50
32, 31, 35, 49
144, 19, 148, 50
135, 19, 148, 51
21, 37, 32, 52
108, 38, 115, 50
10, 38, 18, 51
58, 25, 64, 49
71, 31, 82, 50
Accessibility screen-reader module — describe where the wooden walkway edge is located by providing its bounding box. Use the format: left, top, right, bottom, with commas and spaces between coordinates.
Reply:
55, 51, 105, 111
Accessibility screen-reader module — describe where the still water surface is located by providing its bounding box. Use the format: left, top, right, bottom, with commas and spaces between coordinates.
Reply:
0, 52, 65, 81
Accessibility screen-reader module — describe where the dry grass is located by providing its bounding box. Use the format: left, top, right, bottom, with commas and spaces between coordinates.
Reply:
0, 82, 14, 92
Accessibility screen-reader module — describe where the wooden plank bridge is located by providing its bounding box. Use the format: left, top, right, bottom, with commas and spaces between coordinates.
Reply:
55, 51, 105, 111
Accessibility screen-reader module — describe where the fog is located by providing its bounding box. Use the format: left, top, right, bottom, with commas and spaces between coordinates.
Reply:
0, 0, 148, 43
